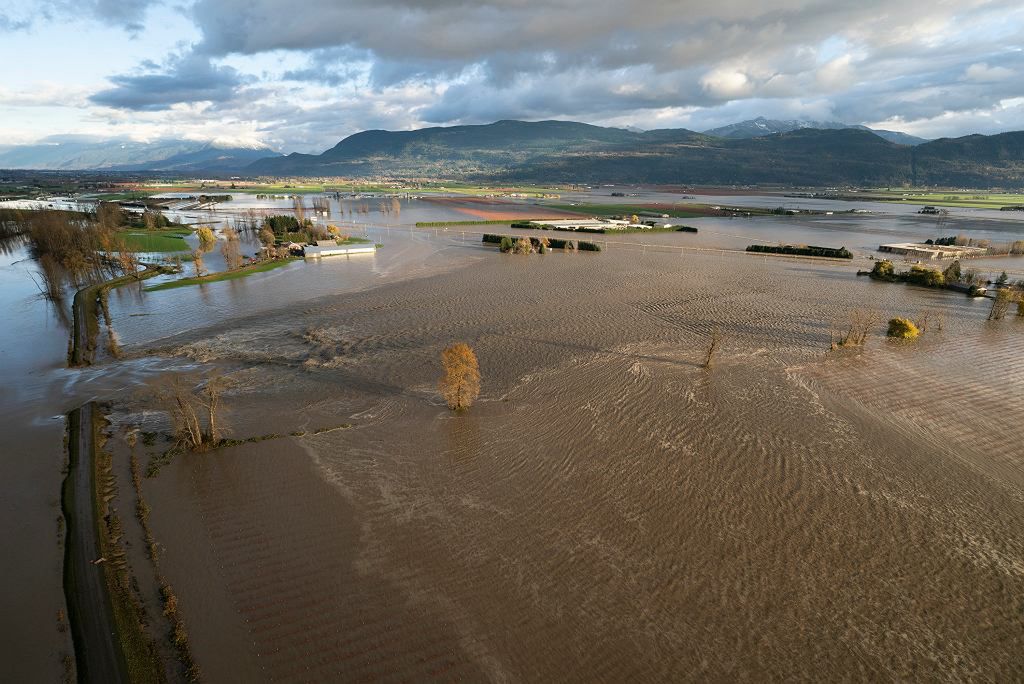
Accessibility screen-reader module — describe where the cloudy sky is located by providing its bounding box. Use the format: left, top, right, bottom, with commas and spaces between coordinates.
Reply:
1, 0, 1023, 152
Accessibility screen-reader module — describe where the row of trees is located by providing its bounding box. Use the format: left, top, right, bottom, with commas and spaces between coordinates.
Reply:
18, 209, 143, 295
926, 234, 1024, 256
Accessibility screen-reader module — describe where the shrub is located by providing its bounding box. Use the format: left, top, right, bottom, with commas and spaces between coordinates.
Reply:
903, 265, 945, 288
578, 241, 601, 252
887, 318, 920, 340
499, 236, 514, 252
481, 234, 503, 244
513, 237, 533, 254
870, 260, 896, 280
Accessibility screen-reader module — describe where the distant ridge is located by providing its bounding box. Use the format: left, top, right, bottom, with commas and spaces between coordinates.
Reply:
244, 119, 1024, 187
0, 138, 280, 172
702, 116, 928, 146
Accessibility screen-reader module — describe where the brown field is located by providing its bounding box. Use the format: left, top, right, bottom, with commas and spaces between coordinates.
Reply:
421, 196, 582, 221
120, 245, 1024, 681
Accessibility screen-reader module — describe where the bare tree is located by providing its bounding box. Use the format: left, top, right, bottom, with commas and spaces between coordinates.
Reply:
156, 374, 228, 451
830, 308, 877, 349
220, 226, 243, 270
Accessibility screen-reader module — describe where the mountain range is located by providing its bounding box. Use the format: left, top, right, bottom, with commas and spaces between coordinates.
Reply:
2, 121, 1023, 187
246, 120, 1024, 187
701, 117, 928, 146
0, 137, 279, 172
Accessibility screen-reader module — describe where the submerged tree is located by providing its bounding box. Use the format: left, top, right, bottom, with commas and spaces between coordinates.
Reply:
191, 249, 206, 277
989, 288, 1015, 320
703, 328, 721, 368
942, 260, 961, 284
830, 308, 878, 349
156, 374, 228, 451
196, 226, 216, 249
220, 226, 243, 270
440, 343, 481, 411
513, 237, 533, 254
887, 318, 920, 340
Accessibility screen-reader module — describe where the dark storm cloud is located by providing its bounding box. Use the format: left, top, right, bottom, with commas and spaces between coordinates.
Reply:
90, 53, 245, 111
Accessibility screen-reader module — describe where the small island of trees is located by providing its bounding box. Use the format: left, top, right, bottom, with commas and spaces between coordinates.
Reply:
746, 244, 853, 259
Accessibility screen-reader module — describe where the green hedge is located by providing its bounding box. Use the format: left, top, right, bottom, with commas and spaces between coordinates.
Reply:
746, 244, 852, 259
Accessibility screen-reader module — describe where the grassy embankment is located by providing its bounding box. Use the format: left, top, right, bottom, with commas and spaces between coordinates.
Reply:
63, 405, 165, 683
70, 265, 169, 366
145, 258, 299, 291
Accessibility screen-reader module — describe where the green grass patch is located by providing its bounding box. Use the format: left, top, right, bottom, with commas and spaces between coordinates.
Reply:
145, 258, 298, 291
865, 190, 1024, 209
121, 232, 190, 252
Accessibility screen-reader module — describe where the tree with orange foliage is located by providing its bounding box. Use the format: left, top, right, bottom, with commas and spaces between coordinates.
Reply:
440, 343, 481, 411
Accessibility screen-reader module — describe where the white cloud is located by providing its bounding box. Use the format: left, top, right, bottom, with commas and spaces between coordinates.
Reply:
963, 62, 1014, 82
700, 69, 753, 100
816, 55, 854, 91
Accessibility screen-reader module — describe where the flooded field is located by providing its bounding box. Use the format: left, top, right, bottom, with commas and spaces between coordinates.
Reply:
124, 243, 1023, 680
3, 189, 1023, 681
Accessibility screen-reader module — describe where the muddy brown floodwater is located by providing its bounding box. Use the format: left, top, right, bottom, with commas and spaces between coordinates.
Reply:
112, 243, 1023, 682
